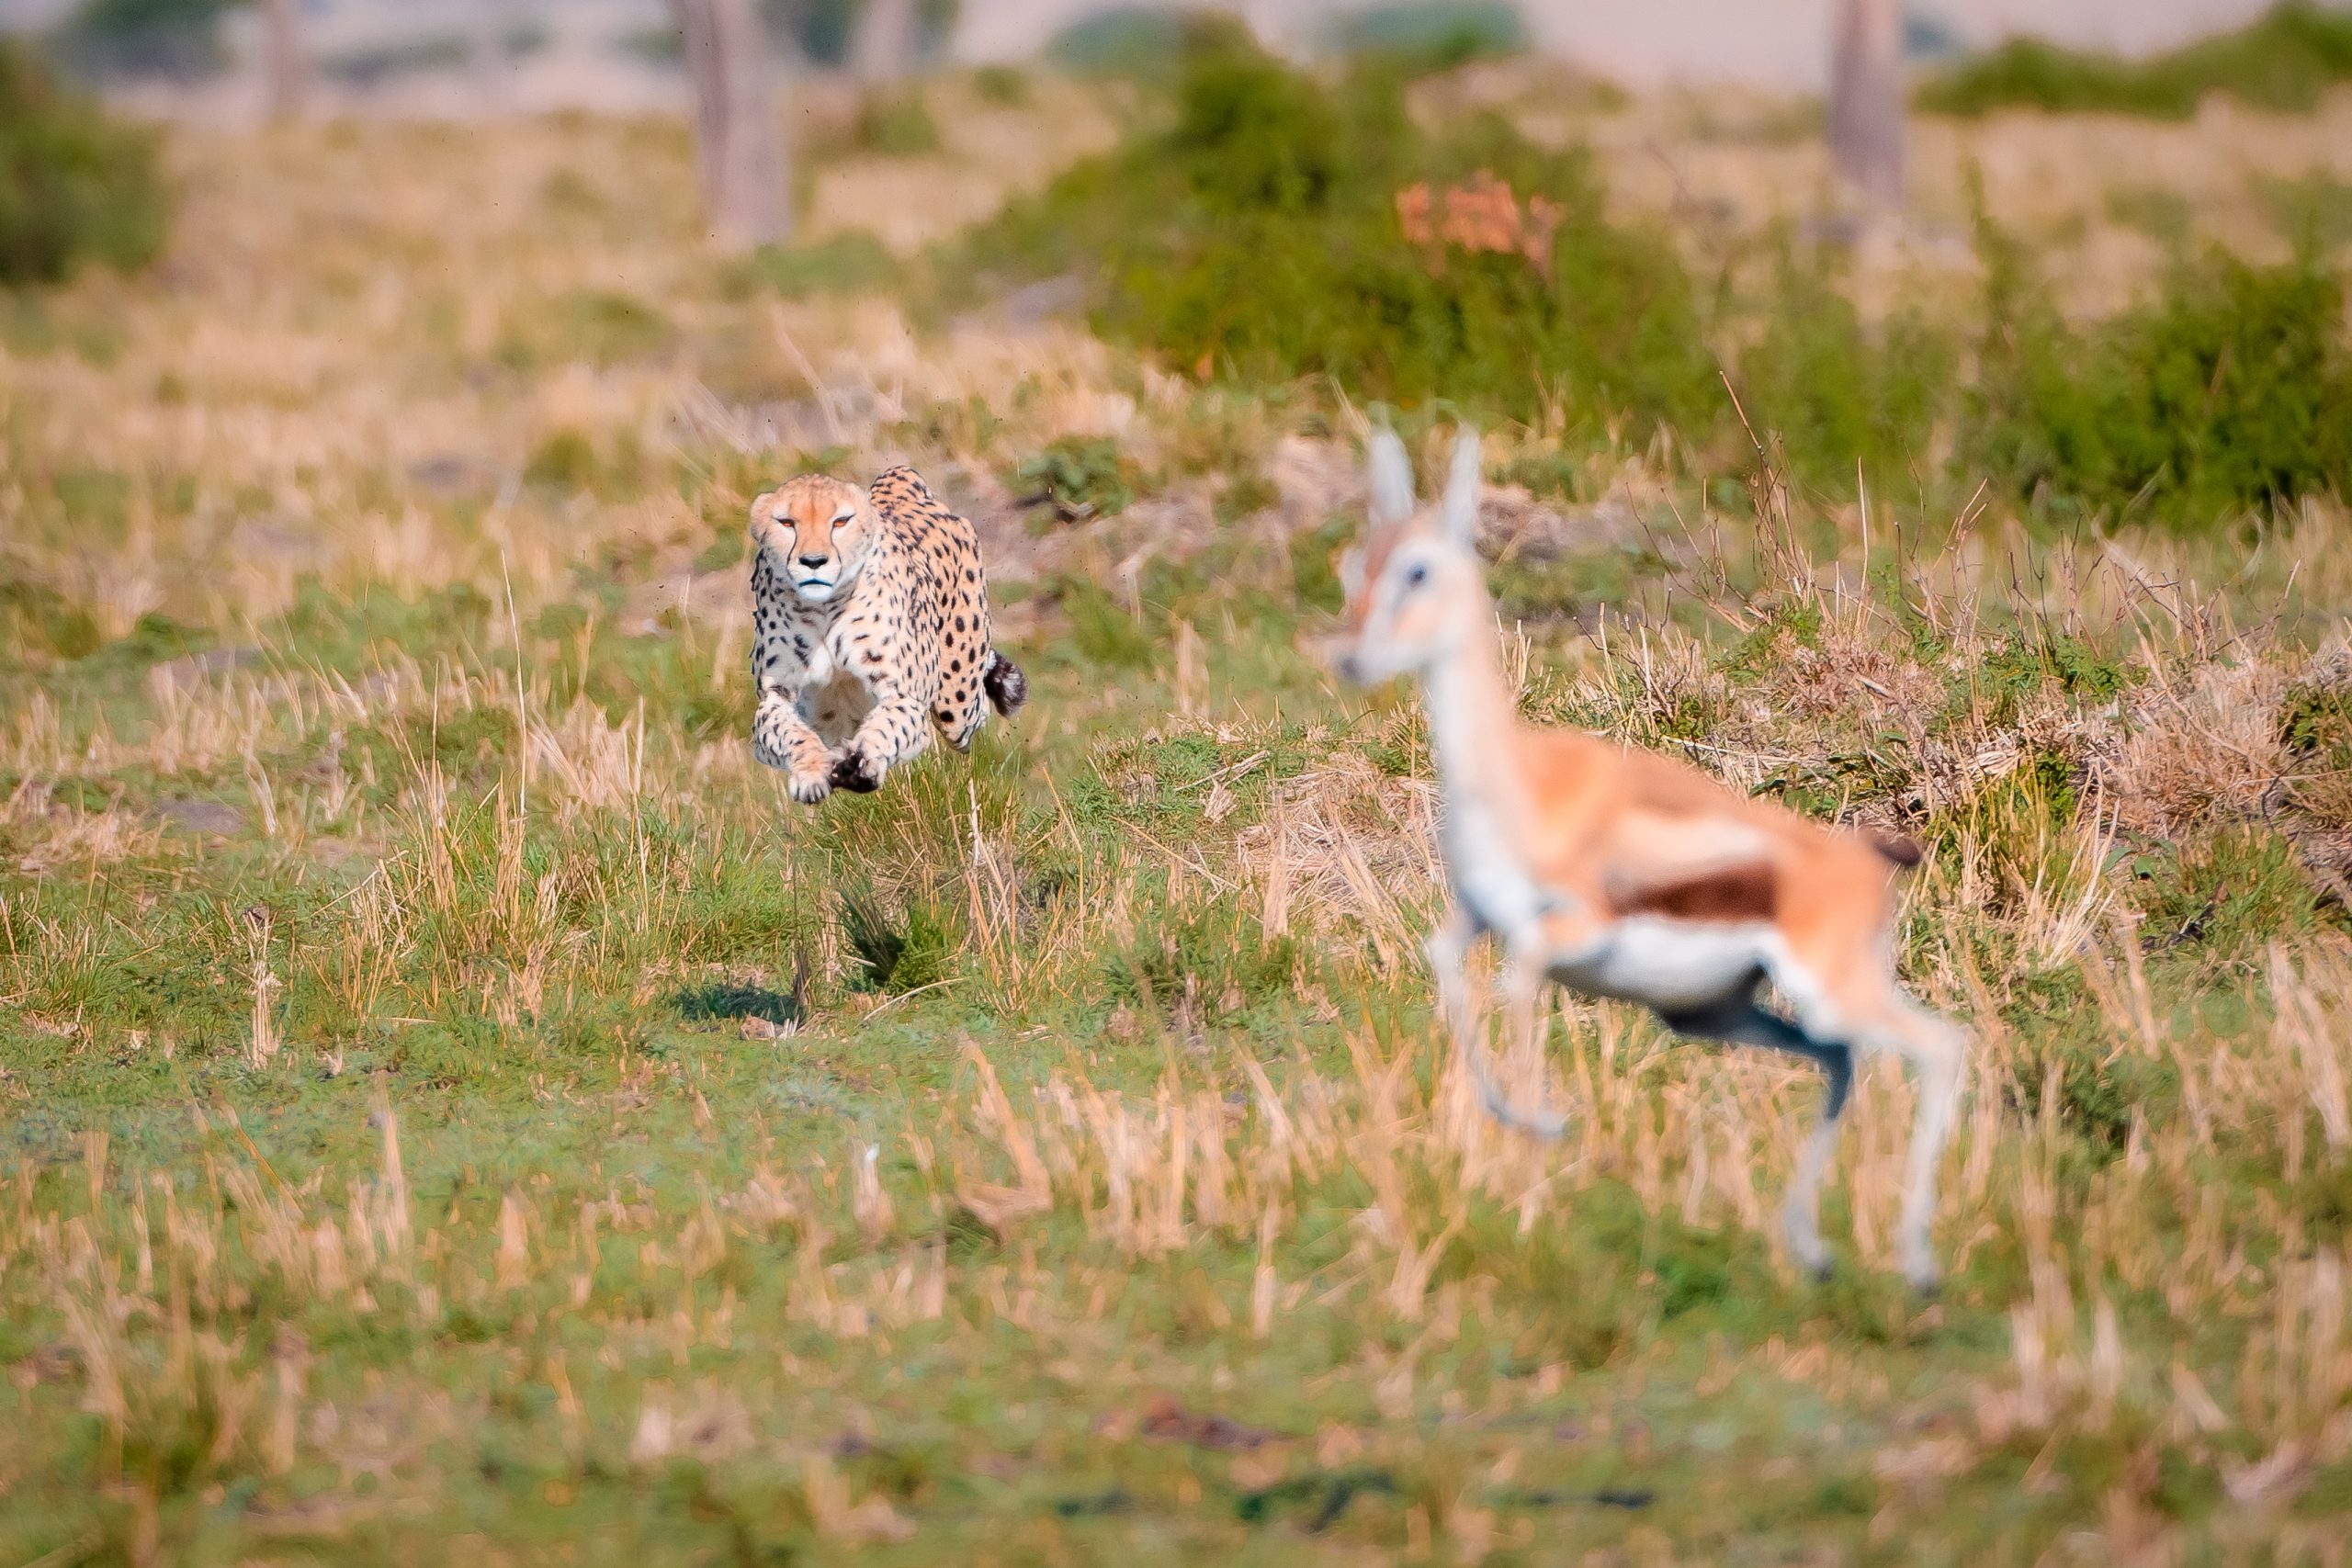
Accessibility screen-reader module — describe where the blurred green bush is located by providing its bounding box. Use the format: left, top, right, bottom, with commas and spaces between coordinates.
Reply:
1917, 3, 2352, 119
0, 42, 166, 286
953, 29, 2351, 528
1328, 2, 1528, 76
57, 0, 237, 80
964, 31, 1719, 449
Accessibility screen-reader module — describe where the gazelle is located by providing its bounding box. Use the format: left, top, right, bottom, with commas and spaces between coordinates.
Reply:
1333, 427, 1966, 1290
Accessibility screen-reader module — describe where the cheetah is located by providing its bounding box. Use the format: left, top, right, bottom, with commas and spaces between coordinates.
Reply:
748, 465, 1027, 803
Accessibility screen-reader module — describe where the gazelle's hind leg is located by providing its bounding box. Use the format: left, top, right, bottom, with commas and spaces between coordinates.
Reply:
1658, 984, 1853, 1280
1850, 990, 1966, 1291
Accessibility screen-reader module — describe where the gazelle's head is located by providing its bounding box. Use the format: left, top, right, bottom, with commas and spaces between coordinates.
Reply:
1332, 426, 1485, 685
749, 474, 875, 604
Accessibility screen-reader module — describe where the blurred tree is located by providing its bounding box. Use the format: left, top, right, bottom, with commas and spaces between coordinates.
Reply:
673, 0, 790, 248
1829, 0, 1904, 210
260, 0, 303, 119
853, 0, 916, 83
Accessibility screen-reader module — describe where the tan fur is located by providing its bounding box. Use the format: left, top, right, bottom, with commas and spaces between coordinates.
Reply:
748, 467, 1023, 803
1335, 428, 1967, 1290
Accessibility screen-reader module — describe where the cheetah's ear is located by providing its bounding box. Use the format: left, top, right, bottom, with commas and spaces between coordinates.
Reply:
749, 491, 777, 528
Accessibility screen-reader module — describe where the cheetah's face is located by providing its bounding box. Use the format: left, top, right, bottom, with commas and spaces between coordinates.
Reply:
749, 476, 873, 604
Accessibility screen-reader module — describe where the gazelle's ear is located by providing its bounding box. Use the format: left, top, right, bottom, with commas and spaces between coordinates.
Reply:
1439, 427, 1482, 547
1366, 429, 1417, 533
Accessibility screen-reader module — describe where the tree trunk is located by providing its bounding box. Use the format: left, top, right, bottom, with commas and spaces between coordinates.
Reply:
854, 0, 920, 85
261, 0, 306, 123
1829, 0, 1905, 211
672, 0, 791, 250
473, 0, 512, 112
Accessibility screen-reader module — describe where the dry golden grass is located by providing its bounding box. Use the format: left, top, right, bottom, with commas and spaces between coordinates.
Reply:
3, 68, 2352, 1563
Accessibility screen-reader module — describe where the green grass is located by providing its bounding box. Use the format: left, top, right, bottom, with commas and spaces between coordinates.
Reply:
8, 455, 2352, 1557
8, 78, 2352, 1567
855, 90, 944, 157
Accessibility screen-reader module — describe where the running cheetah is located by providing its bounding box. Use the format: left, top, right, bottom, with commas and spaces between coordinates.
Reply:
748, 465, 1026, 803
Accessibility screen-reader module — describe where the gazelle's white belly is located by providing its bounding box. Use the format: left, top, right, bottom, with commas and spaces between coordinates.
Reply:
1441, 800, 1553, 938
1442, 797, 1770, 1015
1551, 918, 1772, 1014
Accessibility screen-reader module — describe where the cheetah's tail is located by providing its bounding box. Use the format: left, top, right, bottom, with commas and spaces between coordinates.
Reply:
982, 650, 1028, 718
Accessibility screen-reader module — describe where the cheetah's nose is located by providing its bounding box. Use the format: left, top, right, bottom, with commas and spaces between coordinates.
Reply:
797, 554, 828, 569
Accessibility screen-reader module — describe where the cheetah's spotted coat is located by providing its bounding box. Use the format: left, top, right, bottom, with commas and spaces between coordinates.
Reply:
748, 466, 1026, 802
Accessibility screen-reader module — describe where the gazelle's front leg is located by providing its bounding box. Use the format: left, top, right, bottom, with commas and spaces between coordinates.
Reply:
1429, 909, 1557, 1134
1443, 921, 1566, 1140
1425, 907, 1478, 1052
753, 689, 835, 804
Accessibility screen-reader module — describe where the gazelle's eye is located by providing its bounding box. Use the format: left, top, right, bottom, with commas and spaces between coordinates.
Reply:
1403, 562, 1431, 591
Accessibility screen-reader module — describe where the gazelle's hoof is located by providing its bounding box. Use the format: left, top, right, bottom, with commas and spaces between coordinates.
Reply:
1902, 1252, 1942, 1296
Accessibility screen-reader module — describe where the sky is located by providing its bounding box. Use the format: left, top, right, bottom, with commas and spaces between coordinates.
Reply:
960, 0, 2304, 85
0, 0, 2319, 91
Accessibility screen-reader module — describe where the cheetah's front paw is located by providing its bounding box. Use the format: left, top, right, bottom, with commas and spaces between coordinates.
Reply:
787, 766, 832, 805
829, 746, 886, 794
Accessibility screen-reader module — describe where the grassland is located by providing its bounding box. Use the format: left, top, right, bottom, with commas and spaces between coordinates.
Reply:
2, 61, 2352, 1565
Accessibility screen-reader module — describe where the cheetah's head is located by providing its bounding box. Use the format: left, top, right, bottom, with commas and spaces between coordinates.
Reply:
749, 474, 874, 605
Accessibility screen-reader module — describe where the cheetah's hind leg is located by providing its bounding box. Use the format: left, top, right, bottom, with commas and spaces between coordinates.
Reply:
982, 650, 1028, 717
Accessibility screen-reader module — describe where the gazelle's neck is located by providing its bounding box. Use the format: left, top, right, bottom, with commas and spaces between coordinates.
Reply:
1418, 584, 1520, 798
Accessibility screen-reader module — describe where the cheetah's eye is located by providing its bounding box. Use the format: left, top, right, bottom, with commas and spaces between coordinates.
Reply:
831, 509, 854, 525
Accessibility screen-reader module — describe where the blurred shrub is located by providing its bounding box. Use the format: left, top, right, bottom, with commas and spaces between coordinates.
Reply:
0, 42, 166, 286
1970, 220, 2352, 525
740, 231, 901, 299
1014, 437, 1137, 521
953, 32, 2348, 527
58, 0, 234, 80
2261, 171, 2352, 249
1732, 244, 1957, 486
1328, 2, 1528, 75
854, 90, 941, 155
0, 576, 103, 663
498, 288, 674, 370
1047, 6, 1197, 82
973, 64, 1029, 105
320, 36, 471, 90
1918, 3, 2352, 119
963, 32, 1719, 443
763, 0, 960, 68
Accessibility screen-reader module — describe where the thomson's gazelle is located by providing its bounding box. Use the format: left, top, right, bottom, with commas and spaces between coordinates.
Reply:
1334, 428, 1966, 1290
